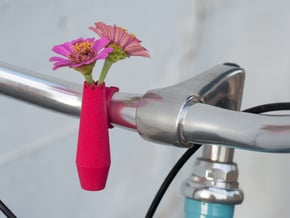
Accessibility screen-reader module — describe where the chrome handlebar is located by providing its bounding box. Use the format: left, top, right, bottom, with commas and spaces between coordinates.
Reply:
0, 63, 82, 116
1, 62, 289, 153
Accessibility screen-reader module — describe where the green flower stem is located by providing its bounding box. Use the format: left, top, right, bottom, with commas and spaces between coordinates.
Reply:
75, 62, 96, 85
84, 73, 94, 85
97, 59, 113, 86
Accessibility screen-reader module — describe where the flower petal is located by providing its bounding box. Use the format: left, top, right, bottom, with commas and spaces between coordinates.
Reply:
96, 47, 114, 59
125, 46, 150, 57
52, 60, 71, 70
49, 56, 69, 62
90, 22, 109, 39
92, 37, 110, 52
52, 43, 72, 57
71, 38, 84, 45
90, 22, 150, 58
118, 33, 131, 48
128, 50, 151, 58
50, 36, 113, 72
113, 25, 121, 44
82, 58, 97, 65
124, 40, 143, 49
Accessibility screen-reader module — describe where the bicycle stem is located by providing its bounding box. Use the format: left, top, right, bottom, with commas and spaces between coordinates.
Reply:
1, 62, 290, 152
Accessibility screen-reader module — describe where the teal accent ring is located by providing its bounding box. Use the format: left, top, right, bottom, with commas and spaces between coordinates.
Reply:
185, 198, 234, 218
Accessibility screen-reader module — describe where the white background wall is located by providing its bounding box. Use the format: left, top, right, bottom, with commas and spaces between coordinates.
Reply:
0, 0, 290, 217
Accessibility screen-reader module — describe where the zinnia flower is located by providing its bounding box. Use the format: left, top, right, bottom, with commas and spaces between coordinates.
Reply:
49, 37, 113, 84
89, 21, 150, 85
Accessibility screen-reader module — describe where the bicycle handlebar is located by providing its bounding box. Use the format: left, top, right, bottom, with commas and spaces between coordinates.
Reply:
1, 62, 290, 153
0, 62, 82, 116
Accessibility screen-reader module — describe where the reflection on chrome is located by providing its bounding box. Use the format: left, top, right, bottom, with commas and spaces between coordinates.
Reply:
1, 62, 290, 153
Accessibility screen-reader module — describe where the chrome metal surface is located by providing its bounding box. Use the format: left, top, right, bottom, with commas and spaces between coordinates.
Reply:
0, 62, 139, 129
1, 62, 290, 152
183, 103, 290, 152
177, 63, 244, 205
181, 157, 244, 204
136, 64, 245, 147
108, 92, 141, 130
0, 62, 82, 116
202, 145, 234, 163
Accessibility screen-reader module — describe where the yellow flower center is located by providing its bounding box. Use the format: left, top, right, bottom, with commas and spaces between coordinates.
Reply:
73, 41, 93, 53
69, 41, 96, 64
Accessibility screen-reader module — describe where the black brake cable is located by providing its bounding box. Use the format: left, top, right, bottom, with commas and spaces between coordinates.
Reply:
0, 200, 17, 218
145, 102, 290, 218
243, 102, 290, 113
145, 143, 202, 218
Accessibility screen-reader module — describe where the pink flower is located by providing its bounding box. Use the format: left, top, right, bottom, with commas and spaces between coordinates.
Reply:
49, 37, 113, 71
89, 22, 150, 59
